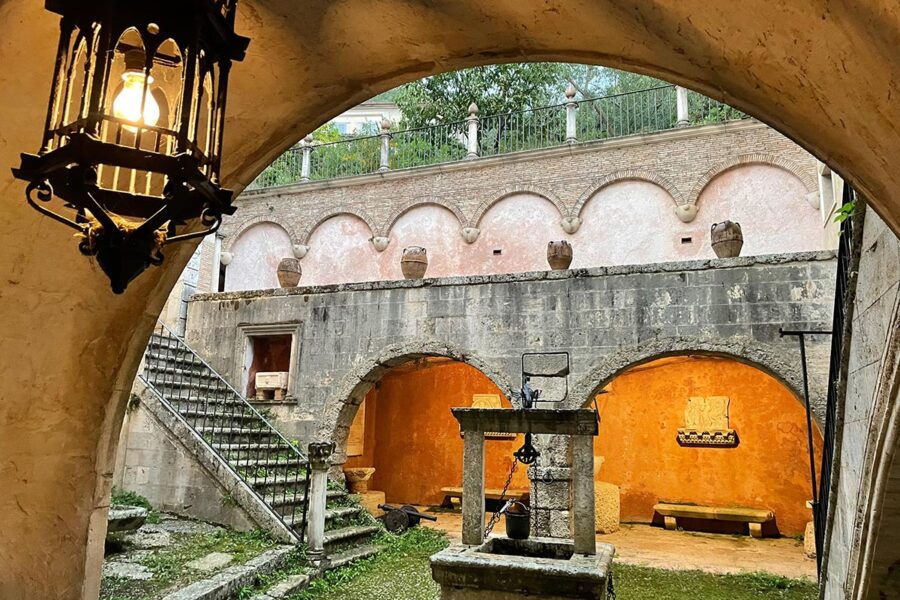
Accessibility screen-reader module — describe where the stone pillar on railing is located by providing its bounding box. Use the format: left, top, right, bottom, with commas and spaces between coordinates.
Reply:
565, 84, 578, 144
379, 118, 392, 173
465, 102, 479, 159
300, 134, 313, 182
676, 86, 690, 127
306, 441, 335, 568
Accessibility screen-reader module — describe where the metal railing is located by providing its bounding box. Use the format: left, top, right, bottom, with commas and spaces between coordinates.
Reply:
478, 103, 567, 156
815, 183, 858, 576
247, 85, 748, 190
139, 323, 310, 542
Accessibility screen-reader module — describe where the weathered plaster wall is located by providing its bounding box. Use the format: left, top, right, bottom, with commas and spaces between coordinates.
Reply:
346, 359, 530, 506
342, 355, 819, 535
219, 123, 831, 291
226, 222, 294, 292
823, 210, 900, 599
596, 355, 821, 535
185, 252, 836, 469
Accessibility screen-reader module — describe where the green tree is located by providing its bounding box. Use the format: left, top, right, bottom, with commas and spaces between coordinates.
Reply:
395, 63, 569, 127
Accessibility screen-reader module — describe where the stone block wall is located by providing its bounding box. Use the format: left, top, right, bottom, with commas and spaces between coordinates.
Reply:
186, 251, 836, 462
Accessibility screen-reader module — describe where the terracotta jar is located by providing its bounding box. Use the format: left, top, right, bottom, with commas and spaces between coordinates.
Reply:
276, 257, 302, 288
401, 246, 428, 279
710, 221, 744, 258
547, 240, 573, 270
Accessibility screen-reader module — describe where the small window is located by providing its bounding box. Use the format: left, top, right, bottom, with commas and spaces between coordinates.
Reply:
493, 249, 502, 256
681, 236, 693, 245
246, 334, 292, 399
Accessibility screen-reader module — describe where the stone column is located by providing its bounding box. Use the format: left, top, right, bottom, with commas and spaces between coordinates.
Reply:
565, 84, 578, 144
531, 434, 572, 538
300, 134, 313, 182
465, 102, 479, 159
379, 118, 391, 172
676, 86, 690, 127
572, 435, 596, 555
461, 431, 485, 545
307, 441, 335, 567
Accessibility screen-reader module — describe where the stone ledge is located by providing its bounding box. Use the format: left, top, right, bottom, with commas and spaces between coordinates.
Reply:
192, 250, 836, 302
162, 546, 295, 600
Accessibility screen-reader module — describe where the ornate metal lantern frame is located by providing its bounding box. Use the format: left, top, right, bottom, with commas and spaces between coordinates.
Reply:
12, 0, 249, 293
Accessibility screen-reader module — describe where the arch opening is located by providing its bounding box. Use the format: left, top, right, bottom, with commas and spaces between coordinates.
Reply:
585, 354, 822, 536
334, 356, 528, 509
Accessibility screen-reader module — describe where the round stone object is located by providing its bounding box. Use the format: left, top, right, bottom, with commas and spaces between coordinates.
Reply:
547, 240, 573, 270
277, 257, 302, 287
401, 246, 428, 279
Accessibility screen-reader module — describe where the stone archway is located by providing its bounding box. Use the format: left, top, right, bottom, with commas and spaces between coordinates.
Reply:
568, 337, 816, 419
318, 341, 515, 465
1, 1, 899, 597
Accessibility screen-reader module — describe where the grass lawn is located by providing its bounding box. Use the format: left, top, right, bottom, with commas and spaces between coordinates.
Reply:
296, 528, 818, 600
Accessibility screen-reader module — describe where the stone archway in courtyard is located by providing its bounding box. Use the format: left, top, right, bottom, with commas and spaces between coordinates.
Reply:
318, 345, 527, 512
318, 341, 515, 466
578, 353, 823, 537
1, 1, 900, 598
569, 338, 819, 418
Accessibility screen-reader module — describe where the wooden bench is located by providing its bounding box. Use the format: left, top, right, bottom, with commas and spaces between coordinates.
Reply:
653, 502, 774, 538
440, 486, 530, 509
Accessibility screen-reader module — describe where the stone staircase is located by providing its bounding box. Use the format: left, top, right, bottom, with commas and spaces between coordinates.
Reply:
139, 324, 381, 567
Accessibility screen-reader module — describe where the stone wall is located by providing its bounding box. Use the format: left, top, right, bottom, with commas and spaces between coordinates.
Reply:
823, 209, 900, 599
115, 398, 258, 530
186, 251, 837, 462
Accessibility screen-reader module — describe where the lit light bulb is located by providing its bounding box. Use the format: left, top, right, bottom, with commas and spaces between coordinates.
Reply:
113, 71, 160, 131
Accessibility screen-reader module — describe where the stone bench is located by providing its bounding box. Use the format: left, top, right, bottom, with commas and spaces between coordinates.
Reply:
653, 502, 774, 538
440, 486, 530, 509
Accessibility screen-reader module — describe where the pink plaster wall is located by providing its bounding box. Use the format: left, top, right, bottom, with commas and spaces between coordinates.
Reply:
302, 215, 380, 286
377, 205, 468, 279
696, 164, 824, 256
573, 180, 685, 266
230, 166, 827, 290
474, 194, 564, 275
225, 222, 293, 291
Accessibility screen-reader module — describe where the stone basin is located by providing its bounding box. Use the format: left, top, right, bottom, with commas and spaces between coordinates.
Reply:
343, 467, 376, 493
107, 505, 148, 533
431, 536, 614, 600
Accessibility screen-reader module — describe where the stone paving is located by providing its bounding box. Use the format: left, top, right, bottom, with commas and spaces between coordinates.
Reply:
420, 509, 817, 581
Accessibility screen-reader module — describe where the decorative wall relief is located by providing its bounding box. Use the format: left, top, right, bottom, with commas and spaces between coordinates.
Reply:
676, 396, 738, 447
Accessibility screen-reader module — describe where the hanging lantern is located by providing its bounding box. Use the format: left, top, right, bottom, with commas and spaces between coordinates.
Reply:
12, 0, 250, 293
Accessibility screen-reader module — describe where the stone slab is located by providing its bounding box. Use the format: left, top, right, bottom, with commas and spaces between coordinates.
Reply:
103, 561, 154, 581
163, 546, 294, 600
186, 553, 234, 573
452, 409, 598, 435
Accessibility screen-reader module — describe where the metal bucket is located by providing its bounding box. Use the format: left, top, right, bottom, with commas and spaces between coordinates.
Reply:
503, 500, 531, 540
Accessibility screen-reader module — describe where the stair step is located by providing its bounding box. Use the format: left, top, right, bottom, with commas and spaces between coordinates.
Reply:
197, 426, 267, 434
144, 365, 220, 381
326, 506, 363, 521
269, 489, 343, 510
180, 409, 260, 421
233, 457, 306, 468
212, 442, 288, 452
324, 524, 381, 548
326, 544, 382, 570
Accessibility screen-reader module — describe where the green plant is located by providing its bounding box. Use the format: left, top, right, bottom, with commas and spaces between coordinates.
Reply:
110, 487, 161, 524
834, 200, 856, 223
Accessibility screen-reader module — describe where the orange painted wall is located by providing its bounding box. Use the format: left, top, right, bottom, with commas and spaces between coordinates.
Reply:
595, 356, 822, 535
345, 359, 529, 506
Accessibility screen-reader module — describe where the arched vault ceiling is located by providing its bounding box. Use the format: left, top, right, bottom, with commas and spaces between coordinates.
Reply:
221, 0, 900, 233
